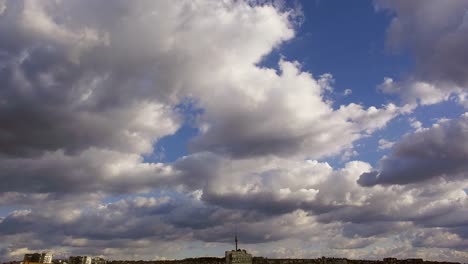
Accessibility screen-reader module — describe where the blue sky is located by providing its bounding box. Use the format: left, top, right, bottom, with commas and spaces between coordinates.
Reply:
0, 0, 468, 262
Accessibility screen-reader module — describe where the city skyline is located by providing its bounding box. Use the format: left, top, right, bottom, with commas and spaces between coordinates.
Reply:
0, 0, 468, 262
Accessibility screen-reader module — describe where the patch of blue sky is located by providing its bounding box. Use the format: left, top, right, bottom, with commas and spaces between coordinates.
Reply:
0, 206, 17, 217
409, 99, 467, 128
146, 99, 201, 163
258, 0, 413, 110
148, 124, 199, 163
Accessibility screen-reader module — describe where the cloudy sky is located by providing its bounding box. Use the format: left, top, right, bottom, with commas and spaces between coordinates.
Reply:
1, 0, 468, 262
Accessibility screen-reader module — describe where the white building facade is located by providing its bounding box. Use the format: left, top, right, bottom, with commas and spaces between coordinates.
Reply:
225, 250, 252, 264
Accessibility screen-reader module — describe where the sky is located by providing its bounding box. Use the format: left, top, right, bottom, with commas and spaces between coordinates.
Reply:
0, 0, 468, 262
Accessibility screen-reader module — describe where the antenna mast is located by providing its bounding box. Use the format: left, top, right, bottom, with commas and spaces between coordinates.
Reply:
235, 233, 238, 250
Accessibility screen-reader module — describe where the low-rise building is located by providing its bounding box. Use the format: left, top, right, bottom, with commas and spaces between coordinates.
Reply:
91, 257, 106, 264
320, 258, 347, 264
23, 252, 53, 264
41, 253, 53, 264
225, 235, 252, 264
225, 250, 252, 264
52, 259, 68, 264
69, 256, 91, 264
24, 253, 42, 263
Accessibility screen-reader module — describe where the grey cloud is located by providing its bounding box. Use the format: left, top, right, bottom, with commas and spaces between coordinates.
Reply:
0, 192, 52, 207
418, 210, 468, 229
2, 168, 468, 261
327, 237, 377, 250
411, 228, 468, 250
0, 1, 183, 157
175, 154, 468, 238
376, 0, 468, 89
342, 222, 410, 239
0, 195, 308, 250
202, 191, 310, 215
0, 196, 180, 240
173, 154, 329, 215
2, 147, 466, 260
358, 115, 468, 186
0, 149, 181, 195
314, 205, 395, 224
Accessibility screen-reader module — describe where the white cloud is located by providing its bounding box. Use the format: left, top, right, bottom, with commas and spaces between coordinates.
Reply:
0, 0, 5, 15
341, 149, 358, 161
378, 77, 460, 107
409, 117, 423, 131
378, 139, 394, 150
191, 60, 402, 159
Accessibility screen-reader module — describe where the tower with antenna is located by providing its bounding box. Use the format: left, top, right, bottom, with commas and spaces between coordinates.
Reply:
235, 233, 238, 251
225, 232, 252, 264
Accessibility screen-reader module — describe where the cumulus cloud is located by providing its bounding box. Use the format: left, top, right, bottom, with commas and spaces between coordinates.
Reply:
378, 139, 394, 150
176, 155, 467, 232
0, 0, 300, 159
408, 117, 423, 131
0, 148, 183, 195
190, 60, 402, 158
358, 114, 468, 186
376, 0, 468, 88
375, 0, 468, 106
0, 0, 403, 199
0, 0, 299, 195
0, 194, 321, 255
378, 77, 458, 107
3, 157, 468, 261
412, 228, 468, 250
1, 0, 467, 261
0, 196, 190, 260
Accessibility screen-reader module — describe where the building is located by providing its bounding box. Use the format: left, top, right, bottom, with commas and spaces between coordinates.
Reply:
23, 253, 53, 264
24, 253, 42, 263
91, 257, 106, 264
52, 259, 68, 264
320, 257, 347, 264
225, 235, 252, 264
383, 258, 397, 264
40, 253, 53, 264
225, 250, 252, 264
68, 256, 91, 264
